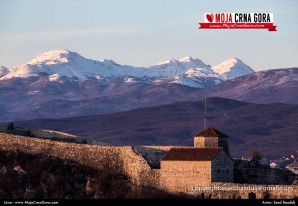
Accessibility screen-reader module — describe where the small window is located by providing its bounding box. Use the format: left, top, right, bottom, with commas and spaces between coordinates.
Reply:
227, 169, 229, 173
218, 169, 220, 173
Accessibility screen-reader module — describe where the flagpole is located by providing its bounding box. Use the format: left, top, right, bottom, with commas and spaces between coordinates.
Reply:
204, 77, 207, 129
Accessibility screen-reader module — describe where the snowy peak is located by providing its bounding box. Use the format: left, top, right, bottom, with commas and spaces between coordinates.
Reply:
99, 59, 120, 66
26, 49, 103, 67
154, 59, 178, 66
0, 66, 9, 77
0, 50, 128, 80
152, 56, 211, 70
179, 56, 194, 62
179, 56, 204, 64
27, 49, 75, 65
212, 58, 254, 79
155, 56, 207, 67
147, 56, 214, 80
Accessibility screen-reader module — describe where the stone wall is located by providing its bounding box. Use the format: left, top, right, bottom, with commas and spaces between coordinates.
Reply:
0, 126, 30, 137
0, 133, 158, 188
160, 161, 212, 194
133, 146, 173, 168
0, 133, 297, 199
194, 136, 204, 148
194, 136, 229, 155
0, 133, 122, 171
194, 136, 219, 148
0, 126, 87, 144
120, 146, 159, 187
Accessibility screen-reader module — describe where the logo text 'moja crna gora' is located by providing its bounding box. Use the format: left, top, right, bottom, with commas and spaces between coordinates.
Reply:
205, 13, 273, 23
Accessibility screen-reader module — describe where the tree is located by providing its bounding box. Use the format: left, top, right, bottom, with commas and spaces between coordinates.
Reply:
250, 148, 263, 162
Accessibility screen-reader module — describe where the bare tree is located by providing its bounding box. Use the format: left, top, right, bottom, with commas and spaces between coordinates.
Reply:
250, 148, 263, 162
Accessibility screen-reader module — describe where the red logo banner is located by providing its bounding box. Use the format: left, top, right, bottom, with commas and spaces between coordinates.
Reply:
199, 23, 277, 31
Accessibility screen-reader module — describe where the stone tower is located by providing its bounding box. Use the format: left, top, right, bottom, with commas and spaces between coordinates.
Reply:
194, 127, 230, 156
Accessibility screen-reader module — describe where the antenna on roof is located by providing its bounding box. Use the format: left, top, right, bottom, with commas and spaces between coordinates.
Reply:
204, 77, 207, 129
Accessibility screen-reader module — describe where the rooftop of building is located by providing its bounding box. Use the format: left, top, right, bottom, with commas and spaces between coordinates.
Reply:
194, 127, 229, 138
161, 147, 223, 161
286, 161, 298, 168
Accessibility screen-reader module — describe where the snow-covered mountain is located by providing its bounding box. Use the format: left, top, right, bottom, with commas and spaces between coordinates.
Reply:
212, 58, 254, 79
0, 49, 296, 124
1, 50, 140, 80
144, 56, 222, 88
204, 67, 298, 104
0, 49, 254, 88
147, 56, 214, 78
0, 50, 296, 123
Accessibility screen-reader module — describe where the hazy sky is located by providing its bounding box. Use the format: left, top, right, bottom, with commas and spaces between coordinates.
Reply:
0, 0, 297, 71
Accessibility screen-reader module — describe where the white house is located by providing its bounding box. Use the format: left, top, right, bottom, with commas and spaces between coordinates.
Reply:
269, 162, 280, 169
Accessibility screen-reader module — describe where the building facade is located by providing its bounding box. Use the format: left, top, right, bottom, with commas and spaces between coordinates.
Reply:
194, 127, 230, 155
159, 127, 233, 194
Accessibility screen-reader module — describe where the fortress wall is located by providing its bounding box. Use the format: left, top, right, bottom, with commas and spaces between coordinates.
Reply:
119, 146, 159, 187
1, 133, 297, 199
29, 128, 79, 139
0, 126, 30, 137
0, 133, 158, 187
133, 146, 173, 167
28, 128, 88, 143
0, 133, 122, 171
0, 126, 86, 143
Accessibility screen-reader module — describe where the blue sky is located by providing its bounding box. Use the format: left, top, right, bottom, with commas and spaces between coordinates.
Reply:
0, 0, 297, 71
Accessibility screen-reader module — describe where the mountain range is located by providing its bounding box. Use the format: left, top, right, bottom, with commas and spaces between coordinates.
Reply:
0, 49, 254, 88
0, 50, 297, 123
202, 67, 298, 104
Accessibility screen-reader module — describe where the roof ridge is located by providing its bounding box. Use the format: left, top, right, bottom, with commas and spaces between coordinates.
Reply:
161, 147, 223, 161
194, 127, 229, 138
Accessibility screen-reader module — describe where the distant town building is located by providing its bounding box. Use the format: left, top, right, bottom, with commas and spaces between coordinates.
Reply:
286, 161, 298, 175
270, 162, 280, 169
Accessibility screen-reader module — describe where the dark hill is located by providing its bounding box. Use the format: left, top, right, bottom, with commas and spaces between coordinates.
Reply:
15, 97, 298, 158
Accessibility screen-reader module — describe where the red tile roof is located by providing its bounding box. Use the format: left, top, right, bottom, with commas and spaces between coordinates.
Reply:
161, 147, 223, 161
194, 127, 228, 138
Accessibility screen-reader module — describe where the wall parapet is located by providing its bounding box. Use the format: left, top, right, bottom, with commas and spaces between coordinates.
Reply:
0, 133, 297, 199
0, 133, 159, 188
0, 126, 112, 145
